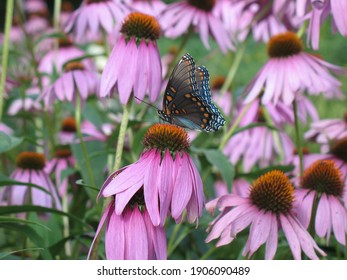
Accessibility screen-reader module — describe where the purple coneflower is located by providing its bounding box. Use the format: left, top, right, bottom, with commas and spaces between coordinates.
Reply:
295, 160, 347, 245
45, 147, 75, 197
243, 32, 345, 105
0, 152, 61, 210
206, 170, 325, 260
89, 190, 167, 260
224, 100, 295, 172
291, 138, 347, 205
159, 0, 234, 53
59, 117, 78, 144
307, 0, 347, 50
305, 113, 347, 152
100, 12, 162, 104
65, 0, 128, 42
100, 123, 204, 226
38, 38, 93, 87
40, 61, 99, 108
126, 0, 166, 17
8, 97, 42, 115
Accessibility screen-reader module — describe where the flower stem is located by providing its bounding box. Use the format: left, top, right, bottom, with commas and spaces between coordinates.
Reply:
62, 194, 72, 257
219, 100, 254, 150
293, 99, 304, 176
0, 0, 14, 121
262, 107, 284, 162
75, 95, 96, 187
220, 44, 246, 96
113, 103, 130, 171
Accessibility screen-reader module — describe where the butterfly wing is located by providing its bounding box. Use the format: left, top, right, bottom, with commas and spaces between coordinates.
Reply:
159, 53, 225, 132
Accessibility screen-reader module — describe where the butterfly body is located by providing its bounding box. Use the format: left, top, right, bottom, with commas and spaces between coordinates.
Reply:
158, 53, 225, 132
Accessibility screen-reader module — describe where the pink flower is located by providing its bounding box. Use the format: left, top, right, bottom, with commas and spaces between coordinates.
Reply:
307, 0, 347, 50
25, 0, 47, 14
126, 0, 167, 16
305, 114, 347, 152
0, 152, 61, 210
89, 198, 167, 260
206, 170, 325, 260
244, 32, 345, 105
227, 0, 300, 43
224, 99, 295, 172
45, 147, 75, 197
291, 137, 347, 205
160, 0, 234, 53
40, 61, 99, 108
65, 0, 128, 42
100, 12, 162, 104
0, 123, 13, 135
99, 124, 204, 226
295, 160, 347, 245
8, 97, 42, 115
57, 117, 106, 144
38, 38, 93, 87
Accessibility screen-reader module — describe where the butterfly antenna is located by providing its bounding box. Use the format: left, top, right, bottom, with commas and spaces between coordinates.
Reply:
134, 96, 160, 110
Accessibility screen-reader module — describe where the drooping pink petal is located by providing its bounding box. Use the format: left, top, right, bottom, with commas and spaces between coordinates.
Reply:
248, 210, 272, 255
143, 152, 161, 226
125, 207, 149, 260
105, 207, 125, 260
315, 193, 330, 238
100, 37, 126, 97
280, 214, 301, 260
329, 195, 346, 245
157, 150, 173, 226
265, 215, 278, 260
171, 154, 193, 220
118, 38, 138, 104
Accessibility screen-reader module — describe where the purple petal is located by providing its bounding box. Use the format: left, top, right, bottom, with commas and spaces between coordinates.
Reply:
105, 206, 125, 259
280, 214, 301, 260
143, 152, 161, 226
125, 207, 148, 259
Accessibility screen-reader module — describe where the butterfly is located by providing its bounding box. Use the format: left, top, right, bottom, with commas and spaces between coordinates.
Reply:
157, 53, 225, 132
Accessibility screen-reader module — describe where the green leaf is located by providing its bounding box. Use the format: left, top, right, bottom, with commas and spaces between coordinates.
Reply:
75, 179, 100, 192
0, 131, 23, 153
0, 205, 92, 229
0, 216, 51, 231
0, 248, 44, 259
237, 164, 295, 180
0, 174, 52, 196
192, 148, 235, 189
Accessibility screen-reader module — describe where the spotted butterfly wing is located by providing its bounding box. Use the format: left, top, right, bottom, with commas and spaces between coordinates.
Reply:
158, 53, 225, 132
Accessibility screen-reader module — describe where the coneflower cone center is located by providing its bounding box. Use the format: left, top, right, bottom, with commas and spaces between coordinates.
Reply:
188, 0, 216, 12
343, 112, 347, 122
61, 117, 77, 132
16, 152, 46, 170
331, 137, 347, 163
301, 160, 343, 197
143, 124, 189, 154
55, 147, 72, 158
64, 61, 85, 72
211, 76, 226, 90
267, 32, 303, 58
250, 170, 294, 215
120, 12, 160, 41
58, 37, 73, 48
